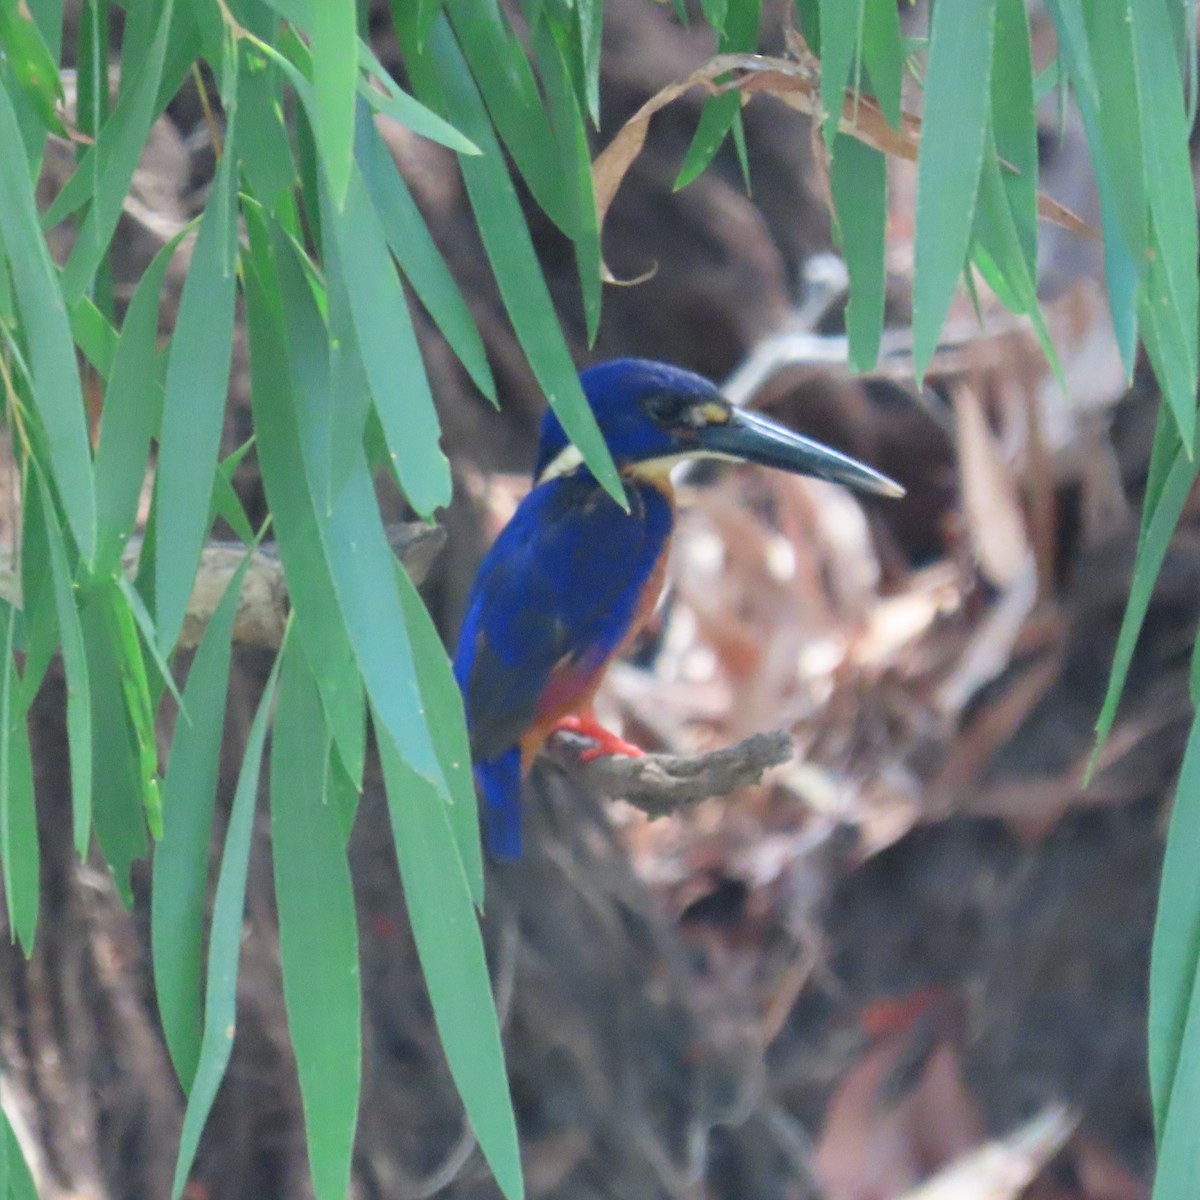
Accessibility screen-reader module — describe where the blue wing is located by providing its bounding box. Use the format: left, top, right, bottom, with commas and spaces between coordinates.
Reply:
453, 474, 672, 857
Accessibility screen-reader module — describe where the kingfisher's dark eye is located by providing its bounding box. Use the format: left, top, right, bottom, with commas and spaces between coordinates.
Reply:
643, 392, 690, 425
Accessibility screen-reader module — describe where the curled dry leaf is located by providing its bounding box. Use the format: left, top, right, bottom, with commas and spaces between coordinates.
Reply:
591, 53, 1098, 281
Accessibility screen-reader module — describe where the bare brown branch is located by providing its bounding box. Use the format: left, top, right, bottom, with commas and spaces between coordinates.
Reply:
549, 729, 793, 815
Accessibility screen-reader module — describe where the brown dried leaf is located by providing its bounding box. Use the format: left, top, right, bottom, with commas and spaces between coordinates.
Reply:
591, 64, 719, 242
953, 382, 1031, 589
591, 52, 1098, 274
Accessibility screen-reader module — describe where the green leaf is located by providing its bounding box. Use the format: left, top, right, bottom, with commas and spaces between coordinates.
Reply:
405, 13, 623, 508
107, 575, 164, 839
818, 0, 864, 147
237, 43, 300, 216
19, 475, 60, 708
0, 603, 38, 952
117, 573, 186, 714
730, 105, 750, 189
255, 40, 444, 513
95, 227, 189, 578
574, 0, 602, 125
1047, 0, 1140, 373
355, 113, 496, 402
675, 0, 760, 188
169, 639, 285, 1200
1093, 444, 1196, 760
75, 0, 109, 146
990, 0, 1037, 278
242, 223, 366, 789
532, 20, 602, 344
24, 0, 64, 58
1140, 222, 1199, 454
1034, 57, 1062, 103
911, 0, 998, 377
320, 152, 451, 517
154, 114, 240, 655
699, 0, 727, 35
211, 459, 256, 546
971, 138, 1061, 381
68, 294, 119, 380
1186, 0, 1199, 124
271, 641, 362, 1200
0, 232, 12, 322
82, 588, 149, 907
1156, 1026, 1200, 1197
1081, 0, 1145, 269
308, 0, 358, 206
1150, 708, 1200, 1136
860, 0, 902, 127
675, 93, 741, 192
416, 0, 447, 46
152, 553, 250, 1090
210, 432, 258, 546
794, 0, 821, 54
38, 476, 93, 857
323, 456, 448, 789
1130, 0, 1199, 446
53, 1, 175, 300
358, 38, 480, 155
2, 1108, 38, 1200
0, 65, 52, 182
326, 750, 361, 842
0, 84, 97, 562
395, 561, 483, 907
443, 0, 575, 235
319, 206, 372, 505
1152, 796, 1200, 1190
375, 717, 523, 1200
0, 0, 66, 137
830, 134, 886, 371
246, 222, 439, 789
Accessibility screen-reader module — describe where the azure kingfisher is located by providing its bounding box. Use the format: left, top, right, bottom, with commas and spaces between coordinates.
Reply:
453, 358, 903, 859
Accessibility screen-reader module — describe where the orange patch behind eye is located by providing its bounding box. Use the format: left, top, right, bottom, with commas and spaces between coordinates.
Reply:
698, 401, 732, 425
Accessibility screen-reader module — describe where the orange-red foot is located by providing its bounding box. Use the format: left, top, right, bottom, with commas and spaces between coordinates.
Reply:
551, 713, 646, 762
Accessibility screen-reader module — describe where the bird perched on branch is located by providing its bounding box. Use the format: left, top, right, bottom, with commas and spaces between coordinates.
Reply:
453, 359, 903, 859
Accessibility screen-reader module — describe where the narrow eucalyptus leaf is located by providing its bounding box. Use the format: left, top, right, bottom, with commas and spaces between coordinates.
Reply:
912, 0, 998, 376
155, 116, 240, 655
272, 643, 362, 1200
169, 643, 285, 1200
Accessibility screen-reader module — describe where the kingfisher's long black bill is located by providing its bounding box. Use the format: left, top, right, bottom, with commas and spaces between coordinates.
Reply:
697, 407, 905, 498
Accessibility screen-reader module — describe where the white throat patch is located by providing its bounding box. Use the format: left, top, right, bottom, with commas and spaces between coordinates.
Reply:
535, 444, 585, 485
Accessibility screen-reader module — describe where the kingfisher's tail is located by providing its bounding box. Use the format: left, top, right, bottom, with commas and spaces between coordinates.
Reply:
476, 746, 523, 860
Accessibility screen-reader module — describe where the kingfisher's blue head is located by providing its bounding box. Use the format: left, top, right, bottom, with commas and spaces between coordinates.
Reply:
533, 358, 904, 497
